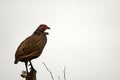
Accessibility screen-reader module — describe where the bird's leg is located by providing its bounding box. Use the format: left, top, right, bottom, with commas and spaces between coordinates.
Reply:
25, 61, 29, 80
25, 61, 28, 74
29, 60, 34, 69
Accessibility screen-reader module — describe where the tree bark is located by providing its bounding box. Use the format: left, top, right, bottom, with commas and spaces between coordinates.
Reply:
27, 68, 37, 80
20, 63, 66, 80
21, 67, 37, 80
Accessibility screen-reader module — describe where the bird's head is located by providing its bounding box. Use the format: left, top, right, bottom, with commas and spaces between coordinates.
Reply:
39, 24, 50, 31
34, 24, 50, 35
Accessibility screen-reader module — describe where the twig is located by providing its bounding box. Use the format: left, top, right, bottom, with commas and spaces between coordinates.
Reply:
63, 66, 66, 80
42, 62, 54, 80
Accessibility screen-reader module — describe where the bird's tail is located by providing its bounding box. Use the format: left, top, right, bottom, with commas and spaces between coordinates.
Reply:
14, 60, 18, 64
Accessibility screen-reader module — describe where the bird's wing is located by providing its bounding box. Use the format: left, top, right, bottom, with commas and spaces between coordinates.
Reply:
15, 34, 47, 60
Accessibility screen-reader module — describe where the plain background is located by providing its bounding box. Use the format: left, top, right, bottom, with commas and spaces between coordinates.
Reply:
0, 0, 120, 80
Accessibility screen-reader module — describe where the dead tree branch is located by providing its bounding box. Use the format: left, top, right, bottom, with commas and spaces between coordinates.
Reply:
21, 67, 37, 80
42, 62, 55, 80
20, 63, 66, 80
63, 66, 66, 80
43, 62, 67, 80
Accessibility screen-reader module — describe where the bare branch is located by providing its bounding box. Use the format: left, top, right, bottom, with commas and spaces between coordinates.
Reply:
42, 62, 54, 80
20, 67, 37, 80
63, 66, 66, 80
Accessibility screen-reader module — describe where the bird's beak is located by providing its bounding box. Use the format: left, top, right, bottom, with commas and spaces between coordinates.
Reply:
47, 27, 51, 29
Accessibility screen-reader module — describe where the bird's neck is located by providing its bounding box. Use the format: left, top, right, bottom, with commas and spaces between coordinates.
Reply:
33, 29, 44, 35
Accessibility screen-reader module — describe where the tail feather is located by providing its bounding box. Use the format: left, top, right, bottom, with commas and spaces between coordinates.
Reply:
14, 60, 18, 64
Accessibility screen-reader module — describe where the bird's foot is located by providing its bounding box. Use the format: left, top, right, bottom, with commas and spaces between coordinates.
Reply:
21, 71, 28, 78
21, 71, 31, 79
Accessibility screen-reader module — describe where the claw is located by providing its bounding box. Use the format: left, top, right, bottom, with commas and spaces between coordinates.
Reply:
21, 71, 28, 78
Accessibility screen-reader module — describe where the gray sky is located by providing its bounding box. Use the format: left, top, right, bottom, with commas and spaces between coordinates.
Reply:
0, 0, 120, 80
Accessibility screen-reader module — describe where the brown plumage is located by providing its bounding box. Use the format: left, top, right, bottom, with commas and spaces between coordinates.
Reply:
14, 24, 50, 73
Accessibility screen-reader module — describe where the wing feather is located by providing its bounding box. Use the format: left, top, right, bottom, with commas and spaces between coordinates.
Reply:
15, 33, 47, 62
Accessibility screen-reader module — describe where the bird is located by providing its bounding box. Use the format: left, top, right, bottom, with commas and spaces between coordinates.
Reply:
14, 24, 50, 74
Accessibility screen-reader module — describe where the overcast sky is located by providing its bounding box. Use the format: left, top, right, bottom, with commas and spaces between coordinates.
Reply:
0, 0, 120, 80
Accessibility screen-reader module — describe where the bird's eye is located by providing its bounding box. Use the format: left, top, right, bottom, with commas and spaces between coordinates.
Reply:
41, 26, 46, 29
